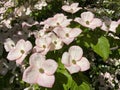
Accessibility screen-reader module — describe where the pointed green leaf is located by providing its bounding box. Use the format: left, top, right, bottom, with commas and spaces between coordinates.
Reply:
70, 81, 91, 90
91, 36, 110, 61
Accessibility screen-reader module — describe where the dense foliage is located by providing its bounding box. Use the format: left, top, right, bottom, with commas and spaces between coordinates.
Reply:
1, 0, 120, 90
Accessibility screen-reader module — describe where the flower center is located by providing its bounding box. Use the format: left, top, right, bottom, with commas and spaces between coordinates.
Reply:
54, 41, 57, 44
65, 33, 69, 37
57, 22, 60, 25
46, 26, 54, 32
71, 8, 73, 11
106, 25, 110, 28
86, 21, 89, 25
11, 44, 14, 47
39, 68, 44, 74
43, 45, 46, 48
21, 50, 25, 54
72, 60, 76, 64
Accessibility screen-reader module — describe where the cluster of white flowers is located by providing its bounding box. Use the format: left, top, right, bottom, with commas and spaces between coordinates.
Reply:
0, 0, 120, 89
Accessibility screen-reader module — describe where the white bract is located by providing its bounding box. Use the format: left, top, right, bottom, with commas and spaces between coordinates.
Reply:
34, 36, 51, 55
54, 27, 82, 45
7, 39, 32, 64
74, 11, 102, 29
62, 3, 82, 14
101, 21, 119, 33
62, 46, 90, 74
4, 38, 15, 52
49, 33, 64, 50
23, 53, 58, 88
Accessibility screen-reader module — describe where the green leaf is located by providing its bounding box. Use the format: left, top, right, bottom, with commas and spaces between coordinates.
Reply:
56, 59, 73, 90
70, 81, 91, 90
70, 72, 92, 90
91, 36, 110, 61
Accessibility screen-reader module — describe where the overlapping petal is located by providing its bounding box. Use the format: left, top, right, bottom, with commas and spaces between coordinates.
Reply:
61, 52, 70, 66
81, 11, 94, 22
43, 59, 58, 75
22, 66, 39, 84
90, 18, 102, 29
77, 57, 90, 71
69, 46, 83, 61
37, 73, 55, 88
29, 53, 45, 68
25, 41, 32, 52
7, 48, 22, 61
16, 54, 27, 64
65, 65, 80, 74
69, 28, 82, 37
61, 38, 74, 45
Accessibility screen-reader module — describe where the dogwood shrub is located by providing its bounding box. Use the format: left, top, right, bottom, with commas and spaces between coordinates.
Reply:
0, 0, 120, 90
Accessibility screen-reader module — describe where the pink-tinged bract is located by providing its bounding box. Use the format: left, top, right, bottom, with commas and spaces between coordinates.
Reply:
22, 53, 58, 88
61, 46, 90, 74
4, 38, 15, 52
54, 27, 82, 45
34, 36, 51, 55
109, 21, 119, 33
49, 33, 64, 50
7, 39, 32, 64
101, 21, 119, 33
40, 14, 72, 28
74, 11, 102, 29
62, 3, 82, 14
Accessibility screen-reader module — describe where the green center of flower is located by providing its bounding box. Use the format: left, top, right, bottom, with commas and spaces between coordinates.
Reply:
11, 44, 14, 47
72, 60, 76, 64
43, 45, 46, 48
71, 8, 73, 11
39, 68, 44, 74
21, 50, 25, 54
106, 25, 110, 28
66, 33, 69, 37
57, 22, 60, 25
54, 41, 57, 44
86, 21, 89, 25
